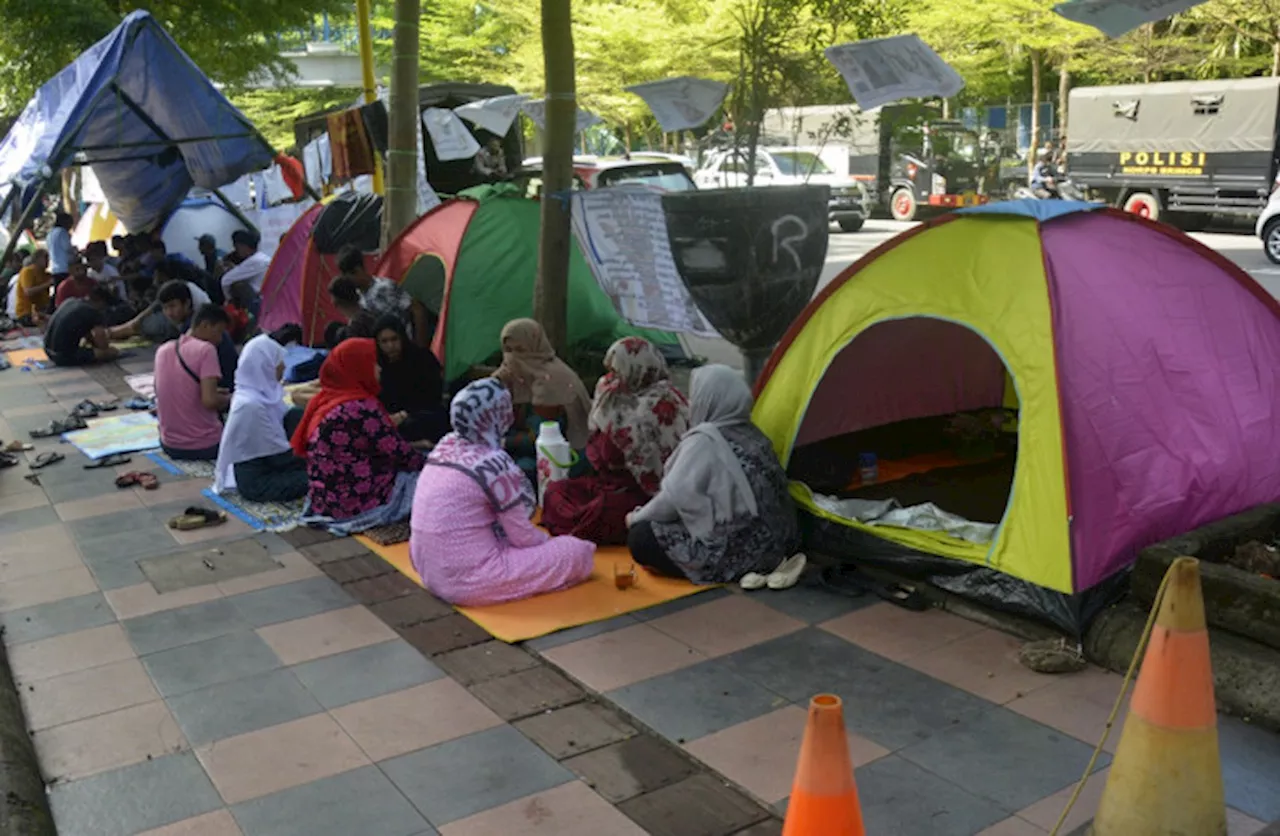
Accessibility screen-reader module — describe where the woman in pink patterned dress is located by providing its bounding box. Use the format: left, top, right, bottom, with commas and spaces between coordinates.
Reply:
409, 378, 595, 606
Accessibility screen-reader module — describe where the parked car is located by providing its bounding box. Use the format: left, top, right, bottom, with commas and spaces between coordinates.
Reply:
1256, 176, 1280, 264
692, 146, 873, 232
515, 156, 697, 199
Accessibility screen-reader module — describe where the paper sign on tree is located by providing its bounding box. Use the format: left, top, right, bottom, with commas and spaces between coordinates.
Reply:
1053, 0, 1205, 38
421, 108, 482, 162
826, 34, 963, 110
625, 77, 730, 133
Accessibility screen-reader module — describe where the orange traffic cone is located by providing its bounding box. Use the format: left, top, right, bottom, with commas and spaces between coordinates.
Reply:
1089, 557, 1226, 834
782, 694, 865, 836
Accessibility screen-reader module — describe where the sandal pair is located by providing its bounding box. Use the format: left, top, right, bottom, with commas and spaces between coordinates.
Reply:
29, 415, 87, 438
168, 506, 226, 531
115, 470, 158, 490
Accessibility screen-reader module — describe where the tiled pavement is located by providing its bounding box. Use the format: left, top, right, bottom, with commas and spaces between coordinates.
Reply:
3, 354, 1280, 836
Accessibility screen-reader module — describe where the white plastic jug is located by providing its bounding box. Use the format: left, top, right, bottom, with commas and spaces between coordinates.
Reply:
535, 421, 576, 506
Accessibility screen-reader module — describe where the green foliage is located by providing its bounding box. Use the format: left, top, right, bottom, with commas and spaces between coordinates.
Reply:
227, 87, 359, 151
0, 0, 349, 113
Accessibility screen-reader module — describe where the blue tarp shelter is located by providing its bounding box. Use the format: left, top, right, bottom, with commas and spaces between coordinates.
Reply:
0, 10, 275, 236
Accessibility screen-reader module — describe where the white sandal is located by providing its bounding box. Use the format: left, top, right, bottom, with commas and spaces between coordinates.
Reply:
766, 553, 807, 590
739, 572, 769, 590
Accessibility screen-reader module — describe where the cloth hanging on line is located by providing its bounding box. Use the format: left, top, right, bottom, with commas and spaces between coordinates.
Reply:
360, 101, 390, 155
327, 109, 376, 180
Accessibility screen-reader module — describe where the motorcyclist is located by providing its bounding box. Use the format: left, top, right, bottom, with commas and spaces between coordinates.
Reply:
1029, 148, 1060, 199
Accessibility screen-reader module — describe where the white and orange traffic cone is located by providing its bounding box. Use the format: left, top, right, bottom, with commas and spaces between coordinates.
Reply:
782, 694, 865, 836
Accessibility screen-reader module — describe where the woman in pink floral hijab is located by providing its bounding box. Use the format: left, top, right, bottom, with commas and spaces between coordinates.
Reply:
542, 337, 689, 544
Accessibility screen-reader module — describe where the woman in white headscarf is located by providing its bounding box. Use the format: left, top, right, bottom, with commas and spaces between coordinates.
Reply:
626, 364, 799, 584
213, 334, 309, 502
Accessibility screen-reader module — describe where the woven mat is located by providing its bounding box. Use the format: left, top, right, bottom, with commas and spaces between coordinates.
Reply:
145, 451, 215, 479
363, 521, 411, 546
201, 488, 305, 533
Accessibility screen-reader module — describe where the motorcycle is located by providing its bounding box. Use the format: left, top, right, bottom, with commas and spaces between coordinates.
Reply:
1011, 176, 1088, 202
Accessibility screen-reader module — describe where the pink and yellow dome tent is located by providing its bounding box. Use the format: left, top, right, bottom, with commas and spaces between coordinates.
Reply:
753, 200, 1280, 631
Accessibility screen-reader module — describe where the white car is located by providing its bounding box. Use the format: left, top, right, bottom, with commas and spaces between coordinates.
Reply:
1256, 184, 1280, 264
694, 147, 874, 232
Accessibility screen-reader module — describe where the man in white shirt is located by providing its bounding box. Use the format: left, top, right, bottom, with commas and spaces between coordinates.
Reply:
219, 230, 270, 317
84, 241, 125, 300
46, 211, 76, 285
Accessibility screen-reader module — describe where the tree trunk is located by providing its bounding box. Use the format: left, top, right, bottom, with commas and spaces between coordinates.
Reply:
383, 0, 420, 247
1272, 35, 1279, 76
1028, 48, 1041, 180
1058, 57, 1070, 142
535, 0, 575, 354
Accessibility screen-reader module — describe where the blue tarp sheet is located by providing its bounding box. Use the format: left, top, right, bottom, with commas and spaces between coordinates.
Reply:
0, 10, 273, 231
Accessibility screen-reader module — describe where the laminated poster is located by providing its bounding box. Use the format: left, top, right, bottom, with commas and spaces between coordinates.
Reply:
625, 77, 730, 133
1053, 0, 1206, 38
453, 94, 530, 137
826, 34, 964, 110
420, 108, 482, 163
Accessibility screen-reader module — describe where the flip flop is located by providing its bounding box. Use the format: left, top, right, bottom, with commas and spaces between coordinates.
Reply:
29, 451, 64, 470
0, 452, 17, 469
168, 506, 226, 531
71, 400, 99, 419
116, 471, 142, 488
123, 398, 153, 411
137, 472, 159, 490
2, 440, 32, 453
85, 453, 131, 470
29, 415, 87, 438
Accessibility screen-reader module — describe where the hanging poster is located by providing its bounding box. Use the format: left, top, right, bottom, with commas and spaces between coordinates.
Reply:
625, 77, 730, 133
454, 94, 530, 136
421, 108, 482, 163
521, 100, 603, 134
570, 186, 718, 337
826, 34, 964, 110
1053, 0, 1204, 38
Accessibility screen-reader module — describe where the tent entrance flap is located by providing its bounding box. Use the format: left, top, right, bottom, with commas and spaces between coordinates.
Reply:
786, 317, 1017, 558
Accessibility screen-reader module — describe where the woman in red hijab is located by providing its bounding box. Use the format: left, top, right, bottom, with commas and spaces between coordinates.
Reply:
293, 338, 425, 532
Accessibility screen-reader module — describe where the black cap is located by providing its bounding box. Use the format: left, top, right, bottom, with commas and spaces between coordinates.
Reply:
231, 229, 260, 249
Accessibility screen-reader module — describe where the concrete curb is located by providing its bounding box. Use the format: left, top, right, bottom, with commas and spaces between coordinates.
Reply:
0, 643, 54, 835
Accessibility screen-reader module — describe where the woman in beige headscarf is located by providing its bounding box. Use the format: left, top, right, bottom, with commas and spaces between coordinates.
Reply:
493, 318, 593, 482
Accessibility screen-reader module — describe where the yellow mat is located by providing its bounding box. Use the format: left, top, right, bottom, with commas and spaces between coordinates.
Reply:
356, 536, 713, 643
4, 348, 47, 365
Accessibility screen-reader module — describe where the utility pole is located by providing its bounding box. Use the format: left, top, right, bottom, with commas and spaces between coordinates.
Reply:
355, 0, 384, 196
384, 0, 421, 247
535, 0, 575, 354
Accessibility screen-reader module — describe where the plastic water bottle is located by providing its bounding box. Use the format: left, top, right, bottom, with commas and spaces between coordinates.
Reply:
535, 421, 575, 506
858, 452, 878, 486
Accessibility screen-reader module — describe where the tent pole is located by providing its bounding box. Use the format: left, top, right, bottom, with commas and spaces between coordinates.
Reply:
0, 177, 50, 264
211, 188, 259, 235
0, 186, 18, 256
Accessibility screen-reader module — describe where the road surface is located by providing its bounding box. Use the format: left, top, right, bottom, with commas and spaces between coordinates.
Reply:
684, 219, 1276, 370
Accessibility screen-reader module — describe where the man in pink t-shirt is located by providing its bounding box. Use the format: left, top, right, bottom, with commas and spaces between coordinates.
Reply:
154, 305, 233, 460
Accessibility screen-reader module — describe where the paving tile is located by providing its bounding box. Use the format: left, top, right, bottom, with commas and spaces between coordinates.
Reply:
368, 589, 454, 628
820, 602, 987, 662
563, 734, 697, 803
139, 539, 281, 594
735, 822, 784, 836
230, 765, 429, 836
300, 537, 373, 564
331, 678, 503, 762
897, 707, 1108, 811
68, 506, 165, 541
79, 529, 182, 586
401, 613, 492, 656
616, 773, 769, 836
42, 475, 125, 505
320, 554, 393, 584
136, 809, 245, 835
169, 516, 255, 546
1016, 766, 1107, 833
226, 576, 353, 628
143, 631, 283, 698
0, 488, 49, 515
741, 575, 877, 625
54, 489, 146, 522
440, 779, 648, 836
344, 571, 424, 605
1007, 666, 1129, 753
278, 526, 337, 548
0, 591, 114, 644
631, 587, 732, 621
0, 563, 98, 612
1228, 808, 1269, 836
214, 551, 323, 596
900, 627, 1060, 705
381, 725, 574, 826
719, 628, 994, 750
855, 755, 1010, 836
1220, 714, 1280, 822
608, 658, 787, 744
647, 595, 805, 659
975, 819, 1047, 836
48, 752, 223, 836
523, 613, 639, 652
434, 640, 539, 685
685, 705, 889, 804
104, 582, 224, 620
0, 532, 81, 584
123, 598, 245, 655
290, 639, 445, 709
256, 604, 397, 665
134, 477, 217, 507
0, 504, 59, 534
196, 712, 370, 805
166, 668, 322, 746
468, 665, 587, 720
33, 699, 186, 781
8, 623, 135, 683
514, 701, 638, 759
0, 522, 75, 558
21, 657, 158, 731
541, 622, 706, 692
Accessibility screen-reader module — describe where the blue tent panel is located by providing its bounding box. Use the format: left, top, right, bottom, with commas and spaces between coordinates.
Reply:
958, 199, 1101, 223
0, 11, 273, 231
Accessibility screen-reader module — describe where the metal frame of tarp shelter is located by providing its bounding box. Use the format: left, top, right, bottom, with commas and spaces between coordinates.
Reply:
0, 10, 318, 263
